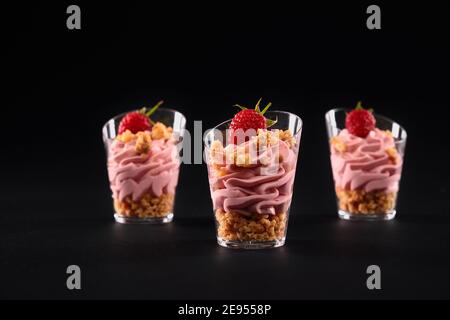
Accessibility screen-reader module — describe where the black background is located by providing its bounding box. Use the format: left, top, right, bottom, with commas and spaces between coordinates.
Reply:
1, 1, 450, 299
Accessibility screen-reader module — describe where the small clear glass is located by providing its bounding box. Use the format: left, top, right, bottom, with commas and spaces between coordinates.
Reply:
102, 108, 186, 224
204, 111, 303, 249
325, 108, 407, 221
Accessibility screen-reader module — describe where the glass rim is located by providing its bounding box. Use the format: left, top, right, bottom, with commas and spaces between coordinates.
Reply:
102, 107, 186, 139
325, 107, 407, 142
205, 110, 303, 143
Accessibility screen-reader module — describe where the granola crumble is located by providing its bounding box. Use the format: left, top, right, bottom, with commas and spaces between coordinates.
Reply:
215, 209, 287, 241
335, 187, 396, 215
114, 193, 174, 218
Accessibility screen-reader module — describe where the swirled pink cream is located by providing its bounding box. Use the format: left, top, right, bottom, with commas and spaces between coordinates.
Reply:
107, 134, 180, 201
208, 130, 298, 215
330, 128, 402, 193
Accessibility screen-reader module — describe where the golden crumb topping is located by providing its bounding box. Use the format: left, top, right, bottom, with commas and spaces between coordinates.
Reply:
135, 131, 152, 155
210, 140, 224, 159
210, 129, 295, 168
385, 147, 398, 164
115, 123, 173, 155
330, 136, 347, 153
151, 122, 173, 140
116, 129, 135, 143
278, 129, 296, 148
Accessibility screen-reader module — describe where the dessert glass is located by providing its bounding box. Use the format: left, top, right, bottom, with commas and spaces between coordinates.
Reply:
204, 111, 303, 249
102, 108, 186, 224
325, 108, 407, 221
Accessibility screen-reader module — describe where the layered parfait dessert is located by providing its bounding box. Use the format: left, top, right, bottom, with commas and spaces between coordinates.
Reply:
205, 99, 302, 248
327, 102, 405, 220
104, 101, 182, 223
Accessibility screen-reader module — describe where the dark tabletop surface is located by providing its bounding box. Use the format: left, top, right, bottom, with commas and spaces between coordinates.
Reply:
2, 2, 450, 300
1, 159, 450, 300
2, 213, 450, 300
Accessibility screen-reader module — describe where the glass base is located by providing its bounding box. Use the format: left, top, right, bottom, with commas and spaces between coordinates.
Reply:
338, 210, 396, 221
217, 237, 285, 249
114, 213, 174, 224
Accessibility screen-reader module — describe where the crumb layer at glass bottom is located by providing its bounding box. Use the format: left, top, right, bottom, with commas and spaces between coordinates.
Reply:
113, 192, 175, 224
335, 187, 397, 220
215, 209, 288, 248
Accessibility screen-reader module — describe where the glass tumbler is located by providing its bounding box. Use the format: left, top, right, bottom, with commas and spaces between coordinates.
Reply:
204, 111, 303, 249
325, 108, 407, 221
103, 108, 186, 224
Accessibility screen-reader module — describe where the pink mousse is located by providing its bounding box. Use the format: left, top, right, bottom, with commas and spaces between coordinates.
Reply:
107, 136, 180, 201
330, 129, 402, 193
208, 137, 298, 215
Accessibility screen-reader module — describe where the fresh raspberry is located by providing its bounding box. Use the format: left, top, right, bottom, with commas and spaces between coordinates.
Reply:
117, 100, 164, 135
228, 98, 276, 144
345, 102, 376, 138
118, 112, 151, 134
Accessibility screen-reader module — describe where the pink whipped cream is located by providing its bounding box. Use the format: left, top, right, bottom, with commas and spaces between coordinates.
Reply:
108, 136, 180, 201
208, 136, 298, 215
330, 128, 402, 192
